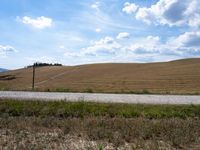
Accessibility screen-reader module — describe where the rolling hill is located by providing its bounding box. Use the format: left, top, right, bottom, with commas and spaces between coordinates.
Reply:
0, 68, 8, 72
0, 58, 200, 94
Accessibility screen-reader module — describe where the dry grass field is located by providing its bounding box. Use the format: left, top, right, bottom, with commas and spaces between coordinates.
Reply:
1, 58, 200, 94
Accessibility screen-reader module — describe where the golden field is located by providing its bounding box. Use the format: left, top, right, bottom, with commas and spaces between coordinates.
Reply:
1, 58, 200, 94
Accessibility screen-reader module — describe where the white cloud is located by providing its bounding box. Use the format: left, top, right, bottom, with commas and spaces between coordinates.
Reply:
135, 7, 156, 25
188, 15, 200, 28
95, 36, 114, 45
19, 16, 53, 29
167, 32, 200, 56
83, 36, 121, 56
0, 45, 17, 56
64, 32, 200, 62
95, 28, 102, 33
122, 2, 138, 14
170, 32, 200, 47
64, 36, 121, 57
125, 32, 200, 57
184, 0, 200, 28
91, 2, 100, 9
121, 0, 200, 59
132, 0, 200, 27
117, 32, 130, 39
125, 36, 161, 54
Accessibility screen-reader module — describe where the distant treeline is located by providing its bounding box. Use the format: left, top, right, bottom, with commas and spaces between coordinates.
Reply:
26, 63, 62, 68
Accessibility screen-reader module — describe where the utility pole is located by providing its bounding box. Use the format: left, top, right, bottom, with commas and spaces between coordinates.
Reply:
32, 63, 35, 90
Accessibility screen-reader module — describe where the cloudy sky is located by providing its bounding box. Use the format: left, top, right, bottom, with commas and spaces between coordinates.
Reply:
0, 0, 200, 69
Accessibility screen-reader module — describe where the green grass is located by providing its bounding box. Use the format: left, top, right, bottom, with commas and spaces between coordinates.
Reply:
0, 99, 200, 119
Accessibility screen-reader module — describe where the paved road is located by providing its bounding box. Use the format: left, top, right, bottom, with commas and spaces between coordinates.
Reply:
0, 91, 200, 104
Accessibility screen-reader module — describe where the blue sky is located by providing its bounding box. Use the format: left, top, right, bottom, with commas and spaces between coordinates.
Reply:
0, 0, 200, 69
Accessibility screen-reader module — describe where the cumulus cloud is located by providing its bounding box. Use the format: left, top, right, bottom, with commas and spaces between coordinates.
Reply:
83, 36, 121, 56
126, 32, 200, 56
95, 36, 114, 44
117, 32, 130, 39
64, 36, 121, 57
121, 0, 200, 59
170, 32, 200, 47
122, 2, 138, 14
135, 7, 156, 25
127, 0, 200, 28
19, 16, 53, 29
64, 31, 200, 61
125, 36, 161, 54
167, 31, 200, 55
0, 45, 17, 56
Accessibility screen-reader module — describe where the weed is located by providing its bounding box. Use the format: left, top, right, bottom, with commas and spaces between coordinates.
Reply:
84, 88, 94, 93
142, 89, 151, 94
98, 144, 104, 150
55, 88, 71, 92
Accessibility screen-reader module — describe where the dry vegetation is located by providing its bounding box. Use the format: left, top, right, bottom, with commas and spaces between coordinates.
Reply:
0, 100, 200, 149
1, 117, 200, 150
1, 58, 200, 94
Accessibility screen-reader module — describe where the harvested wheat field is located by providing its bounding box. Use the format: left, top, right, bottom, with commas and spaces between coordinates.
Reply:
1, 58, 200, 94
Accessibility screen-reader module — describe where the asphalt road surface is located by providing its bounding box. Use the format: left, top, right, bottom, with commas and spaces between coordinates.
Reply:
1, 91, 200, 104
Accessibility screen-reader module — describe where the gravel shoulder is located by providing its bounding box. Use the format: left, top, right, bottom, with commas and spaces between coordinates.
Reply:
0, 91, 200, 104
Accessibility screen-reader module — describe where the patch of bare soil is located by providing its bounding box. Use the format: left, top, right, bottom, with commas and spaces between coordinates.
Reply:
0, 129, 179, 150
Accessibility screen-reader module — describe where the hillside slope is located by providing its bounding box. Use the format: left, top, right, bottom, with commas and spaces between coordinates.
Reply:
0, 58, 200, 94
0, 68, 8, 72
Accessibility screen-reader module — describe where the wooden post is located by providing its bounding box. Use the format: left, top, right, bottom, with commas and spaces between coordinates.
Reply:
32, 63, 35, 90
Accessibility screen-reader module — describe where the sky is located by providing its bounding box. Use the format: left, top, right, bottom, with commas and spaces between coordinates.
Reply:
0, 0, 200, 69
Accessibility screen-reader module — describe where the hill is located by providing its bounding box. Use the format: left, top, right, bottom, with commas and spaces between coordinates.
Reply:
0, 68, 8, 72
0, 58, 200, 94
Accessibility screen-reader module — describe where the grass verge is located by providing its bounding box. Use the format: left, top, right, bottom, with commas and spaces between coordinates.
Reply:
0, 99, 200, 118
0, 99, 200, 149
